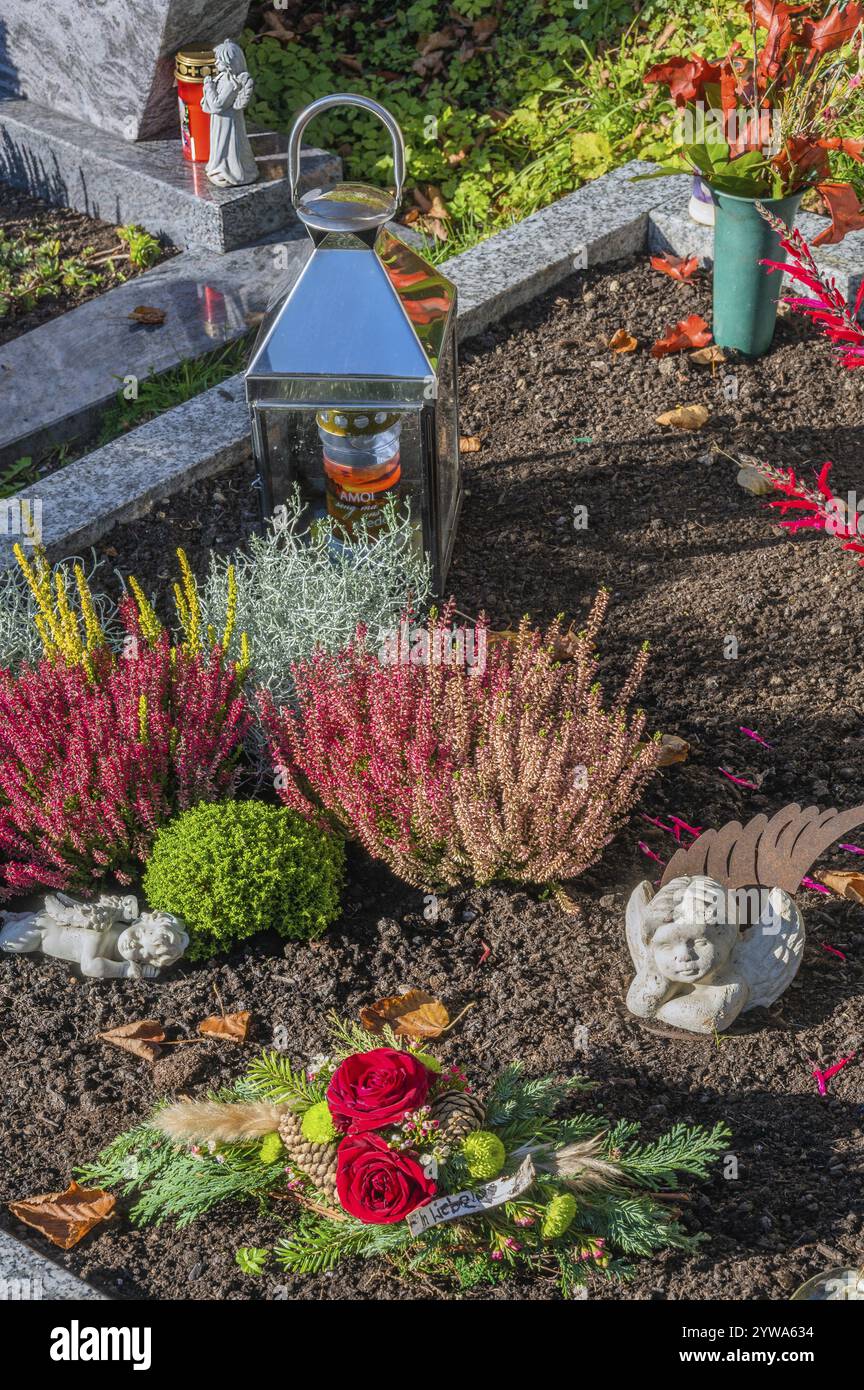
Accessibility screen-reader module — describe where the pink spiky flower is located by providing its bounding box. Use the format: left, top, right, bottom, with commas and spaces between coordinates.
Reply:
259, 592, 660, 891
759, 204, 864, 370
0, 603, 250, 897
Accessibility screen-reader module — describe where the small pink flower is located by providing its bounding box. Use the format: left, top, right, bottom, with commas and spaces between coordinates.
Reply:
490, 1250, 503, 1262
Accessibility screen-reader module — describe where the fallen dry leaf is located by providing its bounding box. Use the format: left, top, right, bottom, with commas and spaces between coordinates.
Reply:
608, 327, 638, 353
657, 733, 690, 766
655, 403, 710, 431
459, 435, 482, 452
821, 871, 864, 904
650, 252, 701, 282
98, 1019, 165, 1061
651, 314, 712, 358
361, 989, 450, 1039
128, 305, 166, 326
198, 1011, 251, 1043
10, 1181, 115, 1250
690, 345, 727, 366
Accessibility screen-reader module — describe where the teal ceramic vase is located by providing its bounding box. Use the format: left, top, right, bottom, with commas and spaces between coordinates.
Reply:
711, 188, 803, 357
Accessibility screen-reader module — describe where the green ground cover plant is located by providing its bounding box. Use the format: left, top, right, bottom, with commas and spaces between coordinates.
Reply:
243, 0, 863, 254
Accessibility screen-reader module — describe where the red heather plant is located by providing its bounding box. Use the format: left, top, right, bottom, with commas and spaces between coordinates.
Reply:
739, 456, 864, 560
259, 592, 660, 892
0, 598, 250, 897
759, 203, 864, 363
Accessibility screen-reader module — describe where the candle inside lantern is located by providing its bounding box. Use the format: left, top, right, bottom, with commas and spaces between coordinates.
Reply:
317, 410, 403, 537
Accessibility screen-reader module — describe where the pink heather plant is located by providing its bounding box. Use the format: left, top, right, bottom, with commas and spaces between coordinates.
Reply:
0, 599, 250, 897
260, 591, 660, 891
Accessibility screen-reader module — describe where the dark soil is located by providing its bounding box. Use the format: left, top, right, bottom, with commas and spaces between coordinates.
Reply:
10, 253, 864, 1301
0, 185, 173, 348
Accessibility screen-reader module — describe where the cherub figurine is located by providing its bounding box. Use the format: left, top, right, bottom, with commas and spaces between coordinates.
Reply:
201, 40, 258, 188
626, 876, 802, 1033
625, 803, 864, 1035
0, 892, 188, 980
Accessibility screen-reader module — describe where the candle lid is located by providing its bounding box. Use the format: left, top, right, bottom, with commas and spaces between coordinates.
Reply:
175, 49, 216, 83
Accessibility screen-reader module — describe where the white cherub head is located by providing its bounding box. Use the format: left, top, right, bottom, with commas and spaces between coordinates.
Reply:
117, 912, 189, 971
640, 875, 737, 985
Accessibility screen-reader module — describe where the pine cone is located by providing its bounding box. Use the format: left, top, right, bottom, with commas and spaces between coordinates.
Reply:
278, 1109, 340, 1199
430, 1088, 485, 1142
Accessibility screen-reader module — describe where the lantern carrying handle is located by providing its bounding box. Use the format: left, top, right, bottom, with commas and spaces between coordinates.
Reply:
288, 94, 405, 206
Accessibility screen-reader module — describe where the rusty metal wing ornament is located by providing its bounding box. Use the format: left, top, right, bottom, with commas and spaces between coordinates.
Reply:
661, 804, 864, 894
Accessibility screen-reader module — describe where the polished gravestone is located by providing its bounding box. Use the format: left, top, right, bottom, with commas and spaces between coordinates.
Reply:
0, 99, 340, 251
0, 0, 251, 141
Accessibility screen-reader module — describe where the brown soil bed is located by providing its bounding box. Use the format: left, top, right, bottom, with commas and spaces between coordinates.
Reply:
0, 185, 173, 348
10, 252, 864, 1301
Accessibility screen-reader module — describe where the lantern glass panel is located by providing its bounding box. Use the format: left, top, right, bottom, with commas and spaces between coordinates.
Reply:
252, 405, 428, 567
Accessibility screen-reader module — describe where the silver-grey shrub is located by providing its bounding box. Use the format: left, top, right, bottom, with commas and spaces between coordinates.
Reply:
199, 491, 431, 707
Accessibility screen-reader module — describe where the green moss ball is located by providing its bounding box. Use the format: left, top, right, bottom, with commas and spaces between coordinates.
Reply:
259, 1132, 284, 1165
143, 801, 344, 960
462, 1130, 506, 1180
301, 1100, 339, 1145
541, 1192, 577, 1239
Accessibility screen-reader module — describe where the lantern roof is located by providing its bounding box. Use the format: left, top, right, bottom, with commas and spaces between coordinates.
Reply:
245, 226, 457, 407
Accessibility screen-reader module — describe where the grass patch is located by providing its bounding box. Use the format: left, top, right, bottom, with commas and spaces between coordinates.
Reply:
244, 0, 864, 255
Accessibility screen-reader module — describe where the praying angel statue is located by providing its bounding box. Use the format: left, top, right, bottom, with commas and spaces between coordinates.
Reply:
202, 40, 258, 188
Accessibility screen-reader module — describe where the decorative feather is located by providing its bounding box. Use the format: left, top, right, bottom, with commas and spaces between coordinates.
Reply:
515, 1135, 622, 1194
154, 1100, 284, 1145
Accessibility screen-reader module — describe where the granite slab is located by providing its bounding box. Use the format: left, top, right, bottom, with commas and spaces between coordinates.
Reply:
0, 1229, 107, 1301
446, 161, 684, 339
0, 233, 311, 472
0, 0, 251, 142
0, 98, 341, 251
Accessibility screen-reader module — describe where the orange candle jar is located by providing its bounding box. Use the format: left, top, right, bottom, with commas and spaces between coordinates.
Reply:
175, 49, 216, 164
317, 410, 403, 538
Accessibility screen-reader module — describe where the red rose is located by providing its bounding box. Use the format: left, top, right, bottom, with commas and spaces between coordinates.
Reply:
326, 1047, 432, 1134
336, 1132, 436, 1224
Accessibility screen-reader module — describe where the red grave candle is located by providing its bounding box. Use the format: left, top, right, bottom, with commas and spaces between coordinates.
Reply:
175, 49, 216, 164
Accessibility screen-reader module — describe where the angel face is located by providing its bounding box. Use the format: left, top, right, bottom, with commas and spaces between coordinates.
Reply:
650, 918, 733, 984
117, 915, 189, 969
644, 876, 737, 985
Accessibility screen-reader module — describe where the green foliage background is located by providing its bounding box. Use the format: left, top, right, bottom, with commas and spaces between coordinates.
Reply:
244, 0, 864, 254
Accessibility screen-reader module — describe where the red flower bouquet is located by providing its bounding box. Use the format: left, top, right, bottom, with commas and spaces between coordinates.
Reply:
83, 1013, 730, 1297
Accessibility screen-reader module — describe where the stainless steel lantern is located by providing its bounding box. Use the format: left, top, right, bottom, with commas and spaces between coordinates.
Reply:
245, 95, 461, 592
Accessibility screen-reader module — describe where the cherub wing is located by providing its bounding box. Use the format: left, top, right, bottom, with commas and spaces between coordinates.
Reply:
625, 880, 656, 970
733, 887, 805, 1011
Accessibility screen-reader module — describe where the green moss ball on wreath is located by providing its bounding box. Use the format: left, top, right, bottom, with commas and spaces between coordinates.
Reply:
541, 1192, 577, 1239
301, 1100, 339, 1145
462, 1130, 506, 1180
142, 801, 345, 960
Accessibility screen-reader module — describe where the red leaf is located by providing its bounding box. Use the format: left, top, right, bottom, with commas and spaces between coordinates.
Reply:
802, 2, 864, 56
813, 183, 864, 246
644, 54, 722, 107
651, 314, 712, 357
650, 253, 700, 282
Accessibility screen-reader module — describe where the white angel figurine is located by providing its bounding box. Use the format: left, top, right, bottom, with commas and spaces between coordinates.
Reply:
624, 802, 864, 1035
201, 40, 258, 188
0, 892, 188, 980
625, 876, 803, 1034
